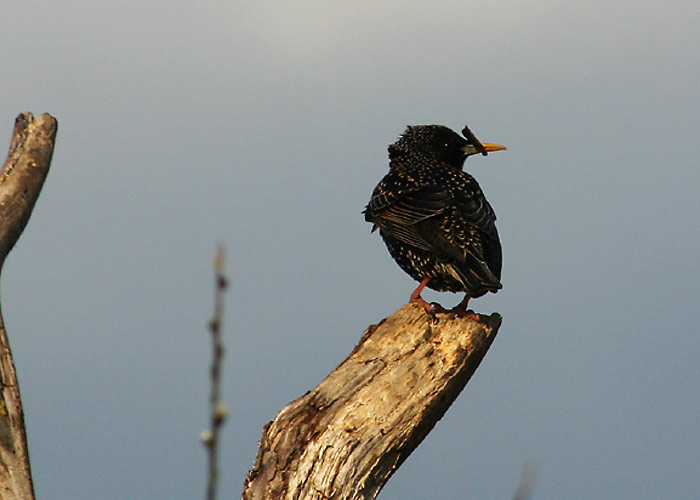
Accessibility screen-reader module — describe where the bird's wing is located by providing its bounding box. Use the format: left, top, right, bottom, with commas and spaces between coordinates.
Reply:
413, 205, 502, 287
452, 183, 502, 281
366, 174, 501, 283
364, 180, 452, 251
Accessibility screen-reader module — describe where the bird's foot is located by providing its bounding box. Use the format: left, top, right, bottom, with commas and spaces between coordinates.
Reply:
448, 307, 480, 320
408, 278, 439, 321
429, 302, 448, 314
409, 295, 438, 322
447, 295, 480, 320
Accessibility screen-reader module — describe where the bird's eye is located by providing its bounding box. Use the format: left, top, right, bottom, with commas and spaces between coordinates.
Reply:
443, 142, 450, 149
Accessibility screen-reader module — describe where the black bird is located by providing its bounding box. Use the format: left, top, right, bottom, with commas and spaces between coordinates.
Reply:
363, 124, 506, 314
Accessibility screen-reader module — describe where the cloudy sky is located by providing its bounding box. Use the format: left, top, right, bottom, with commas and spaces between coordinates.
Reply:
2, 1, 699, 499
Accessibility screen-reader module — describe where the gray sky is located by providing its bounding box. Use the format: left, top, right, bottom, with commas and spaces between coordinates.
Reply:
2, 1, 699, 499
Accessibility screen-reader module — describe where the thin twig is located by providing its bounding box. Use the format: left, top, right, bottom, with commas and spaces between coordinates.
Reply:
512, 462, 538, 500
461, 124, 488, 156
202, 244, 228, 500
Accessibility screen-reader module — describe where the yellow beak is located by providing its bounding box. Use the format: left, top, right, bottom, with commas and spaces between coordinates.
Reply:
480, 142, 507, 153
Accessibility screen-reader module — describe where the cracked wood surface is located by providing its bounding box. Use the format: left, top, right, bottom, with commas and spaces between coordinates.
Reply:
242, 303, 502, 500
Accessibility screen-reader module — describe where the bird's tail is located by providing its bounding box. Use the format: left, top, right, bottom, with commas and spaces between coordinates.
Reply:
451, 255, 502, 298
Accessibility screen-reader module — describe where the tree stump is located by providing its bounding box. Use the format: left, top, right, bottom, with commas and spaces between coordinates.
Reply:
242, 303, 502, 500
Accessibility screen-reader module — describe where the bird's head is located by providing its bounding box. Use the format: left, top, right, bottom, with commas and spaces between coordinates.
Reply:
389, 124, 506, 169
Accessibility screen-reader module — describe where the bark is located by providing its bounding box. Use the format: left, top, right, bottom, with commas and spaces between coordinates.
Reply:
242, 302, 502, 500
0, 113, 58, 500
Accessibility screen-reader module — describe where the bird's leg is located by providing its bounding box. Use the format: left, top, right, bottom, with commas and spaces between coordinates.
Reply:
454, 294, 470, 311
409, 277, 430, 302
450, 294, 479, 320
409, 277, 434, 313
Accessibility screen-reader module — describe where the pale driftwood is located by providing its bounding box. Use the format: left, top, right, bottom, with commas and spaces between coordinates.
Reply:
242, 302, 502, 500
0, 113, 58, 500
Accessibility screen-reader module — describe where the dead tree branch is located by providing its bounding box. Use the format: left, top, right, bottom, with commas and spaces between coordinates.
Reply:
242, 303, 502, 500
202, 244, 229, 500
0, 112, 58, 500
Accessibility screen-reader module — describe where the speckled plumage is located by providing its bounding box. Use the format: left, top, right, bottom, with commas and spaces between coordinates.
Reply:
364, 125, 504, 307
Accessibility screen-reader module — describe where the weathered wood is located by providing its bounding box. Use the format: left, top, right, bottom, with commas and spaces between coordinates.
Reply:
0, 112, 58, 500
242, 303, 502, 500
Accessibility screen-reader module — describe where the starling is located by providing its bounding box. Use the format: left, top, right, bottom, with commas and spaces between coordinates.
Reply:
363, 124, 506, 314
